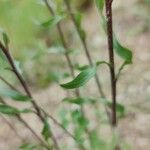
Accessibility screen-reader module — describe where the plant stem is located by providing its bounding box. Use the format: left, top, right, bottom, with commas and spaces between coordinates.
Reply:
105, 0, 117, 126
0, 98, 46, 148
0, 41, 59, 150
43, 1, 92, 149
0, 75, 77, 143
63, 0, 105, 97
0, 114, 25, 142
63, 0, 113, 127
43, 0, 80, 96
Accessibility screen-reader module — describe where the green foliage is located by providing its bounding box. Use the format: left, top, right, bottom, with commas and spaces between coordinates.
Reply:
0, 87, 31, 102
89, 130, 107, 150
0, 49, 9, 70
19, 143, 45, 150
101, 98, 126, 118
42, 118, 51, 141
95, 0, 104, 13
63, 97, 96, 105
0, 104, 31, 116
0, 104, 20, 116
60, 66, 96, 89
113, 36, 133, 64
41, 15, 64, 29
2, 31, 9, 47
0, 0, 134, 149
74, 12, 86, 40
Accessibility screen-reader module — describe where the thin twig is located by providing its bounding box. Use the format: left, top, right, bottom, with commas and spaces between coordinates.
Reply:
0, 75, 19, 92
0, 114, 25, 142
63, 0, 105, 97
63, 0, 112, 125
43, 0, 80, 96
0, 98, 46, 147
0, 75, 77, 143
43, 1, 92, 149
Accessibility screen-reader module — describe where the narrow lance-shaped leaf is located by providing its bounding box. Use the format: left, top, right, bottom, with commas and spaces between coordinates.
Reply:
113, 35, 133, 64
42, 118, 51, 141
95, 0, 105, 13
63, 97, 97, 105
74, 12, 86, 40
0, 50, 9, 70
0, 104, 20, 116
0, 87, 31, 102
2, 32, 9, 47
41, 15, 64, 28
0, 104, 33, 116
19, 143, 38, 150
100, 98, 125, 118
60, 66, 96, 89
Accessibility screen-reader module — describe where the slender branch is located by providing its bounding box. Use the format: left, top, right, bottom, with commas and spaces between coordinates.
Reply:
105, 0, 117, 126
43, 0, 80, 96
63, 0, 105, 97
0, 75, 20, 92
0, 114, 25, 142
63, 0, 112, 125
0, 41, 59, 150
43, 1, 93, 149
0, 98, 46, 147
0, 75, 77, 143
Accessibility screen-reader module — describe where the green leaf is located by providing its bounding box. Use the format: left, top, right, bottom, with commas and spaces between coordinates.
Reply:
96, 61, 110, 67
2, 32, 9, 47
74, 64, 90, 71
74, 12, 82, 29
74, 12, 86, 40
100, 98, 125, 118
0, 50, 9, 70
0, 104, 33, 116
42, 118, 51, 141
58, 108, 69, 128
48, 45, 65, 54
113, 36, 133, 64
74, 127, 85, 144
63, 97, 97, 105
89, 130, 107, 150
71, 109, 89, 128
0, 104, 20, 116
19, 143, 37, 150
60, 67, 96, 89
0, 87, 31, 102
41, 15, 64, 28
14, 60, 23, 75
95, 0, 105, 13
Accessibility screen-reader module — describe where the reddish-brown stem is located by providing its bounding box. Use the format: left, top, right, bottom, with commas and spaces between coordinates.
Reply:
0, 41, 59, 150
105, 0, 117, 126
0, 41, 44, 122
